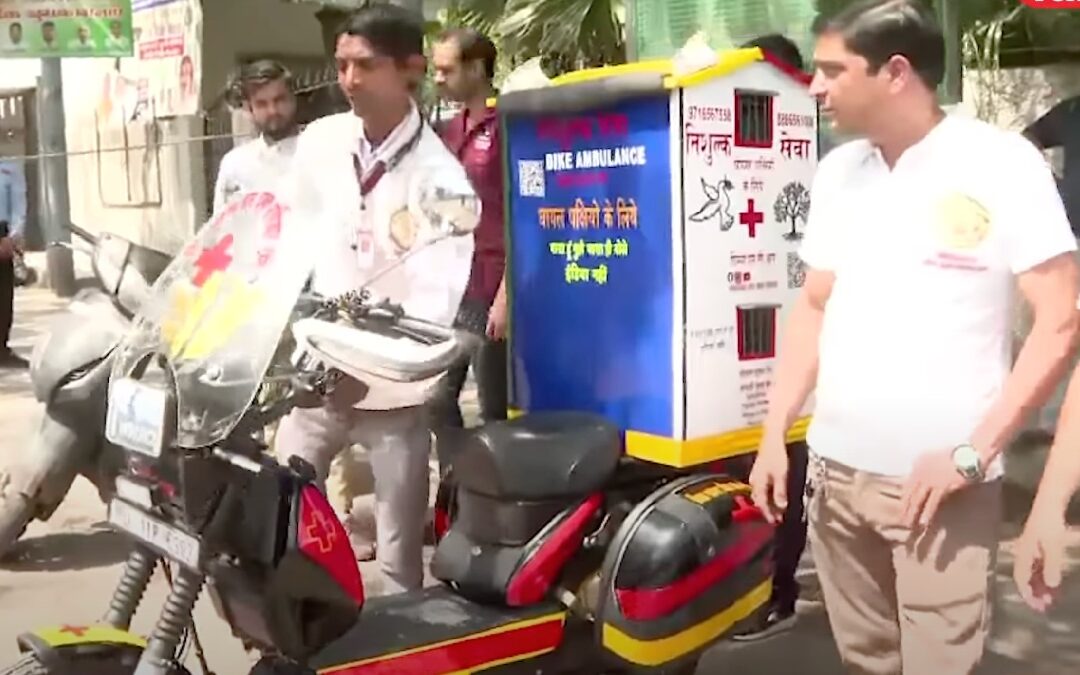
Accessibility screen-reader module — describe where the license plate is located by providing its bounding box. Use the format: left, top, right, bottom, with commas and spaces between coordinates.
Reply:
108, 499, 201, 570
105, 377, 170, 458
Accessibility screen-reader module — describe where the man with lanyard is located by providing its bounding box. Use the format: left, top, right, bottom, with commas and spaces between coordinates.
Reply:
429, 28, 508, 456
274, 4, 475, 594
750, 1, 1078, 672
0, 155, 28, 369
213, 59, 299, 215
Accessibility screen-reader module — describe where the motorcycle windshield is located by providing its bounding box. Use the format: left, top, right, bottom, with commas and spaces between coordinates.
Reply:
110, 191, 317, 448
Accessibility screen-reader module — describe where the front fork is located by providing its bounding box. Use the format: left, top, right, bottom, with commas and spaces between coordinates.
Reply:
103, 544, 207, 675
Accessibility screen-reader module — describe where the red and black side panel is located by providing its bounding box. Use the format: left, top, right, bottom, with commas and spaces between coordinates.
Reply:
594, 474, 775, 671
207, 468, 363, 663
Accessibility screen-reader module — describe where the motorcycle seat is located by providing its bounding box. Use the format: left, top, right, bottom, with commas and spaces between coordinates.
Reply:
453, 411, 621, 500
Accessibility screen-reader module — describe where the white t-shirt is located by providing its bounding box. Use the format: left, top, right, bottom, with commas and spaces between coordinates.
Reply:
801, 115, 1077, 478
212, 134, 298, 215
284, 111, 475, 410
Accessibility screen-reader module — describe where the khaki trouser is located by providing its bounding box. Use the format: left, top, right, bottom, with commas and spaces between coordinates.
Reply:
274, 405, 430, 595
807, 453, 1001, 675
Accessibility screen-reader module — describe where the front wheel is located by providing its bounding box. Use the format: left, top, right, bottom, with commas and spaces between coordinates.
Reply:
0, 651, 190, 675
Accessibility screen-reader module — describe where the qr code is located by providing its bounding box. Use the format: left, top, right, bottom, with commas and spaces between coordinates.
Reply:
518, 160, 545, 198
787, 252, 806, 289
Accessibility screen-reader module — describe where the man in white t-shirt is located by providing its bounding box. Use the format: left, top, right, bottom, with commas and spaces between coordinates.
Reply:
749, 1, 1079, 673
273, 5, 475, 595
212, 60, 299, 215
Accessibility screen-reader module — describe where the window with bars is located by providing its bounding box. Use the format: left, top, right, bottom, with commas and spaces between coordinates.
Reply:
734, 90, 775, 148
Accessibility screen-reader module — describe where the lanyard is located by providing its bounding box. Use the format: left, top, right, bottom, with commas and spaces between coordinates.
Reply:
351, 123, 425, 205
349, 122, 424, 251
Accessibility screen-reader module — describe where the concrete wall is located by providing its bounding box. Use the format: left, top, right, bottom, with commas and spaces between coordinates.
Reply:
55, 0, 328, 255
958, 63, 1080, 173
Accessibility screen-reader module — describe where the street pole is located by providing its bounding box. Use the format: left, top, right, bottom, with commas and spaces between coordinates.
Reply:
37, 58, 76, 298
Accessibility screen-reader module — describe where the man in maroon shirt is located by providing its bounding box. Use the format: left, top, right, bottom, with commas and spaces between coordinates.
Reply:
430, 28, 508, 447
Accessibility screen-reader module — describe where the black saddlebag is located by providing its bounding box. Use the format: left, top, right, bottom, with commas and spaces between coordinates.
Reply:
594, 474, 775, 673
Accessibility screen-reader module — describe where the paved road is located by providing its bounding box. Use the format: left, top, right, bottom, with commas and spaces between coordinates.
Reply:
2, 284, 1080, 674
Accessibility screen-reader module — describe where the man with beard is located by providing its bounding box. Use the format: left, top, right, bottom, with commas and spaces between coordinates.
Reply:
429, 28, 508, 458
213, 60, 299, 214
274, 4, 475, 593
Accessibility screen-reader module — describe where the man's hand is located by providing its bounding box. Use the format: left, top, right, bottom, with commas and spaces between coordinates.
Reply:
486, 293, 507, 341
1013, 510, 1067, 613
0, 237, 14, 261
749, 436, 790, 525
900, 448, 968, 528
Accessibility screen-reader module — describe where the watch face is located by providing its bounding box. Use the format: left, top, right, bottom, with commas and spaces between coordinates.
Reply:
953, 445, 980, 476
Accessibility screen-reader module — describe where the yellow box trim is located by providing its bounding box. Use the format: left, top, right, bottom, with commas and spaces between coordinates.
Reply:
505, 410, 810, 468
626, 416, 812, 468
31, 625, 146, 650
540, 48, 765, 91
602, 579, 772, 666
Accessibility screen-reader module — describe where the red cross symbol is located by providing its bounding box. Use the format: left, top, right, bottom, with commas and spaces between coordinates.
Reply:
60, 625, 89, 637
192, 234, 235, 287
739, 199, 764, 238
304, 509, 338, 554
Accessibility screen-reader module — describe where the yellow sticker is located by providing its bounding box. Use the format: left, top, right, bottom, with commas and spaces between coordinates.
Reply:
164, 271, 263, 361
32, 624, 146, 649
681, 480, 751, 506
935, 193, 991, 250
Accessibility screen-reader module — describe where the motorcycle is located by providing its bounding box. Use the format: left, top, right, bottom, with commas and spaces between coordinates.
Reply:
0, 224, 171, 558
2, 185, 774, 675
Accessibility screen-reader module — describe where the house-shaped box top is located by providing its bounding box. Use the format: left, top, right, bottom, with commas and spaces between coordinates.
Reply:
499, 48, 819, 468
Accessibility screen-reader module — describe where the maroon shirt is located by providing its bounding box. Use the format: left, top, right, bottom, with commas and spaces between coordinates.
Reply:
441, 106, 505, 305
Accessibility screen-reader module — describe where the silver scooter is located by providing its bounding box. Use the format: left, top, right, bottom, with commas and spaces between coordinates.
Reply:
0, 225, 171, 557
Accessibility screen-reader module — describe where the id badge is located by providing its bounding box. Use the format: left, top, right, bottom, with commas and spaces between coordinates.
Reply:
356, 231, 375, 269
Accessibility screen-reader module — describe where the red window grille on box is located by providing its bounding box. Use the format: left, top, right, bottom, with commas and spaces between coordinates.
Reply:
734, 90, 775, 148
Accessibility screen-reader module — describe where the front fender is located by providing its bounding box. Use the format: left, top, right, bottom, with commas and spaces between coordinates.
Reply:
16, 624, 146, 671
30, 297, 127, 405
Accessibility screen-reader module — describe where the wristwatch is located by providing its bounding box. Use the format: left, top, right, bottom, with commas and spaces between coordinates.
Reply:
951, 443, 984, 482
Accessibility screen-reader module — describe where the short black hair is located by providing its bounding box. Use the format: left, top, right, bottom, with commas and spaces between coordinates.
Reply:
814, 0, 944, 90
335, 4, 423, 63
740, 33, 804, 71
237, 59, 292, 100
438, 27, 497, 81
43, 21, 54, 28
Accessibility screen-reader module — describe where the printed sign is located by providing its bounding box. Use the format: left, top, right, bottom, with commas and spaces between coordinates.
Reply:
681, 63, 818, 438
0, 0, 133, 58
506, 96, 675, 437
95, 0, 200, 121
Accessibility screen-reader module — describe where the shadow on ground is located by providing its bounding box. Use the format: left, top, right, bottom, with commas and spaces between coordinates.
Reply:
1, 528, 131, 573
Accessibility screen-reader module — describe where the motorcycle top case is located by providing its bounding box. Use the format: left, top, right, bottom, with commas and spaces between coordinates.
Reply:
594, 474, 774, 671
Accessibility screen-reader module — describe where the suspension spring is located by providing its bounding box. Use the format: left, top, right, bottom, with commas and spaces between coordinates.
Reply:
135, 566, 206, 675
103, 545, 158, 630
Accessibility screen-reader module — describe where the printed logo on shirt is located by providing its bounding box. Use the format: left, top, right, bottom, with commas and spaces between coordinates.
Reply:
924, 192, 991, 272
389, 207, 418, 254
933, 192, 991, 250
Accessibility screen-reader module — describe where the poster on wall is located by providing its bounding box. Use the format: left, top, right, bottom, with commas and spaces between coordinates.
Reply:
0, 0, 134, 58
505, 96, 676, 438
95, 0, 200, 122
681, 62, 817, 439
